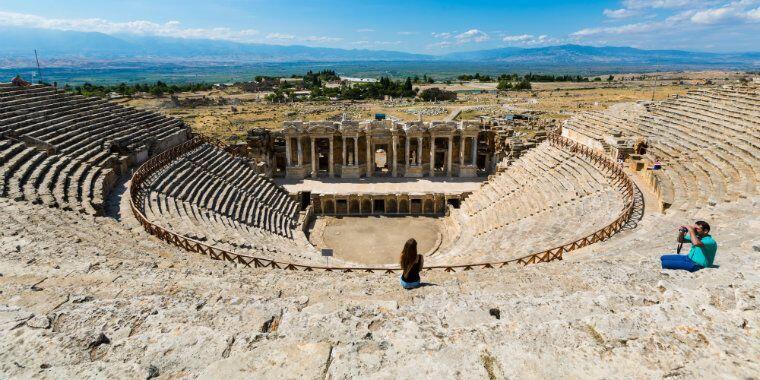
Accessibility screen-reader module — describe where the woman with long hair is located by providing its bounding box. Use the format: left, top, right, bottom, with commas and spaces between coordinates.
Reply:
399, 238, 423, 289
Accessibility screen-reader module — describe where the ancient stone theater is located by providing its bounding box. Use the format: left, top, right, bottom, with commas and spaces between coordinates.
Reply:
1, 80, 758, 378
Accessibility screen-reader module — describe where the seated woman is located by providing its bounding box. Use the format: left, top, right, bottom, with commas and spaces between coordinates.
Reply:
399, 238, 423, 289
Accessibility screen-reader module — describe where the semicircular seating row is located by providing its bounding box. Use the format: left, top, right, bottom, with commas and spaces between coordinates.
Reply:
562, 85, 759, 211
432, 139, 628, 265
0, 83, 190, 214
139, 142, 320, 263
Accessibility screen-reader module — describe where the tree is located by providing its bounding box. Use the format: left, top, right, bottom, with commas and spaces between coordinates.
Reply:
265, 90, 286, 103
404, 77, 413, 92
607, 75, 614, 82
497, 79, 512, 91
513, 78, 531, 90
419, 87, 457, 101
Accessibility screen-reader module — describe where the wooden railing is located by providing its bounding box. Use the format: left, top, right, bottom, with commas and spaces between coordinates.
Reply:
129, 131, 635, 273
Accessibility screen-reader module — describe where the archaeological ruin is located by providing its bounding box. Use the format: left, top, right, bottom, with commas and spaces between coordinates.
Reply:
1, 79, 758, 378
280, 119, 486, 179
0, 80, 757, 267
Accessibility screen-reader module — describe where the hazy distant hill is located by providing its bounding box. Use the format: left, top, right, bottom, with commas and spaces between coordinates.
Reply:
0, 28, 757, 70
0, 28, 432, 63
441, 44, 759, 66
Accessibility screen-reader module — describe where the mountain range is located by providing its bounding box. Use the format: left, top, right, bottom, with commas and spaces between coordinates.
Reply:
0, 27, 757, 70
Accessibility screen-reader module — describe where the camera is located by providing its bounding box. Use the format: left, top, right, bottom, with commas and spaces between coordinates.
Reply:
679, 227, 688, 233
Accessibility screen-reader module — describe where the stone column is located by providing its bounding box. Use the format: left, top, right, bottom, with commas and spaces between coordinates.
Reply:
459, 136, 465, 167
392, 135, 398, 177
285, 137, 292, 166
342, 137, 347, 166
417, 137, 422, 165
366, 135, 372, 177
328, 137, 334, 178
405, 137, 410, 166
447, 135, 453, 177
429, 135, 435, 176
310, 137, 316, 178
297, 137, 303, 166
353, 137, 358, 166
471, 136, 477, 166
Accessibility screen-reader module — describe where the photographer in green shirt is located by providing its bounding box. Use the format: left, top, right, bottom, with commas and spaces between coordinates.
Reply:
660, 221, 717, 272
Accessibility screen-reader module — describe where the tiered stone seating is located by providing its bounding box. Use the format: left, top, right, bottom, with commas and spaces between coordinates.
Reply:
143, 193, 316, 262
0, 82, 191, 214
562, 85, 760, 210
1, 84, 189, 164
435, 140, 626, 264
140, 143, 311, 261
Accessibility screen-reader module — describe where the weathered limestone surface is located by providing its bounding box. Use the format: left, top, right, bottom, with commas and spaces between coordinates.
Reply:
1, 195, 758, 378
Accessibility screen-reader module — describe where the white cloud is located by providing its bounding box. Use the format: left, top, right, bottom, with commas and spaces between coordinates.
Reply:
622, 0, 707, 9
748, 6, 760, 19
431, 32, 453, 39
502, 34, 534, 42
576, 0, 760, 38
0, 11, 350, 46
427, 41, 453, 49
455, 29, 490, 43
0, 11, 260, 41
572, 22, 663, 36
603, 8, 641, 18
303, 36, 343, 43
431, 29, 489, 45
266, 33, 295, 40
355, 28, 374, 33
689, 1, 760, 24
351, 40, 401, 46
397, 31, 416, 35
501, 34, 561, 46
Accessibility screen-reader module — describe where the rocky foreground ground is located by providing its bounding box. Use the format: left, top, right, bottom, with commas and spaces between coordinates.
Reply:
1, 192, 758, 378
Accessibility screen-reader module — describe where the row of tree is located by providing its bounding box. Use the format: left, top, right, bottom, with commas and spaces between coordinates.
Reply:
497, 77, 532, 91
300, 70, 341, 89
311, 76, 417, 100
457, 73, 493, 82
412, 74, 436, 84
497, 73, 594, 83
66, 70, 617, 101
68, 81, 213, 98
264, 76, 460, 102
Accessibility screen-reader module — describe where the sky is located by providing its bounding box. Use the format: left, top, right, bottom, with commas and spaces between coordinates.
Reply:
0, 0, 758, 53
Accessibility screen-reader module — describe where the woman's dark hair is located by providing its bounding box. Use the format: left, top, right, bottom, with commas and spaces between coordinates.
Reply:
400, 238, 419, 276
695, 220, 711, 233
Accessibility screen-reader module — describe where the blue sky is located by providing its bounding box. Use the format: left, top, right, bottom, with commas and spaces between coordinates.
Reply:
0, 0, 758, 52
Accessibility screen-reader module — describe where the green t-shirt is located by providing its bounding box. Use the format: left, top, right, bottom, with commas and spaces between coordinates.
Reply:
685, 234, 717, 267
